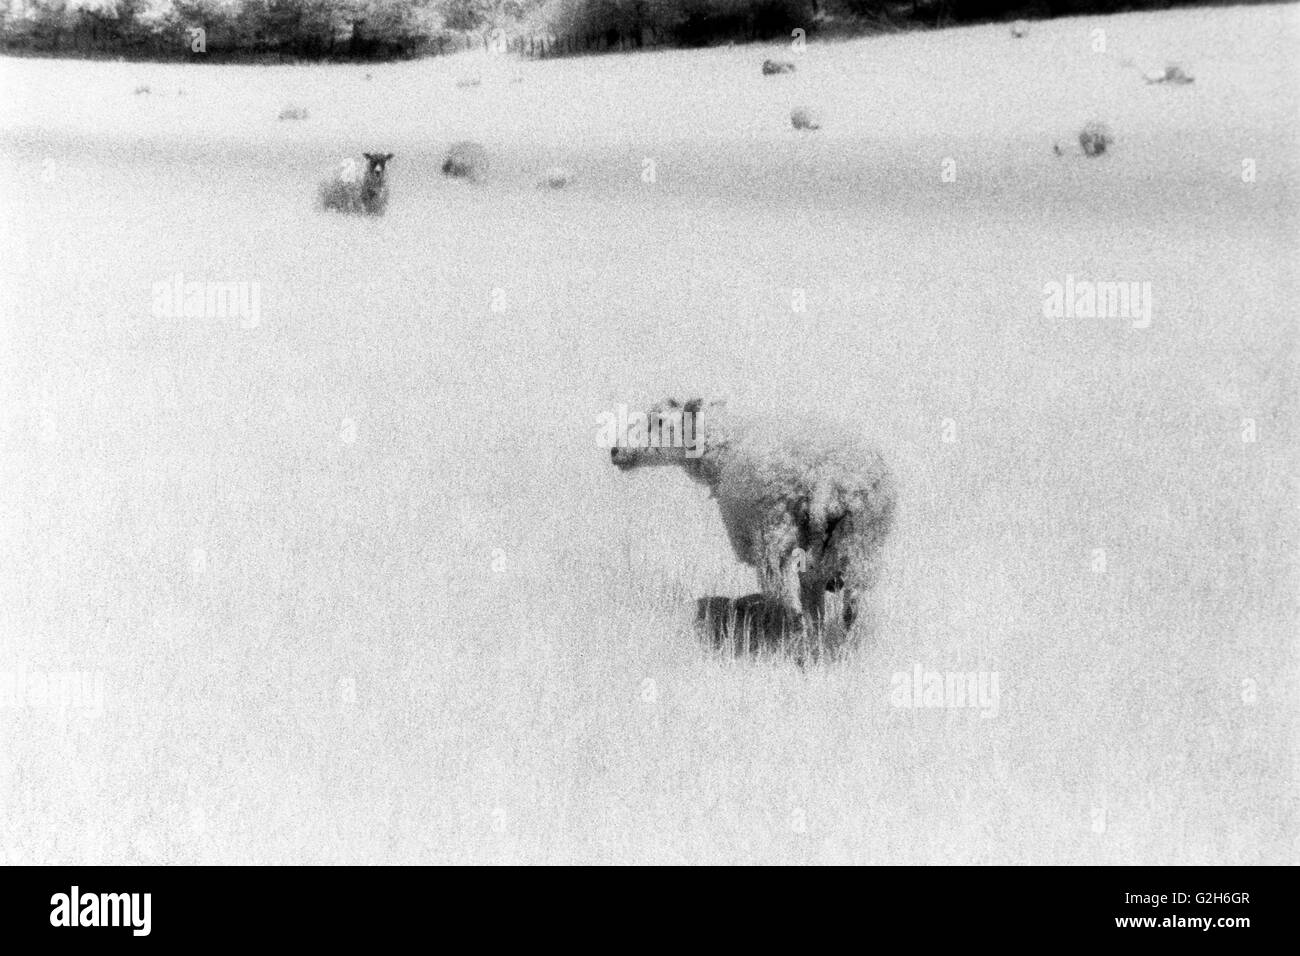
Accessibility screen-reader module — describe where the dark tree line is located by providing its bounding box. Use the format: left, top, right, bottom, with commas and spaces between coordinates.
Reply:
1, 0, 444, 59
0, 0, 1261, 60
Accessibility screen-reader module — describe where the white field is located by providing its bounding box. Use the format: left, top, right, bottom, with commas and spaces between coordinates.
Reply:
0, 5, 1297, 864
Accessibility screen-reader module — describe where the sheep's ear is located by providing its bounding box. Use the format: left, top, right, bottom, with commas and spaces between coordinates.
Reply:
383, 153, 395, 162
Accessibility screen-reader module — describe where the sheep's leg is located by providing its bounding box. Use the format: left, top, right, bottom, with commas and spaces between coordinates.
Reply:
841, 586, 862, 630
799, 574, 827, 626
781, 552, 808, 619
757, 537, 804, 619
828, 505, 892, 640
756, 558, 800, 615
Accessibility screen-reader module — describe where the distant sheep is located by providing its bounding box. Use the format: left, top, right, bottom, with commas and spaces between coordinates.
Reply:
762, 59, 796, 76
790, 107, 821, 131
1010, 20, 1029, 38
610, 398, 896, 637
1079, 121, 1113, 157
318, 152, 394, 216
442, 142, 489, 181
1146, 64, 1194, 85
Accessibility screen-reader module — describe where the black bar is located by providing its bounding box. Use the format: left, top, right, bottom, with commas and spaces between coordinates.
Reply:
0, 866, 1283, 944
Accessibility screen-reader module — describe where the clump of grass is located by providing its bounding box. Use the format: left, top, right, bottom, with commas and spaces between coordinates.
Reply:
1079, 121, 1113, 157
133, 85, 151, 95
762, 59, 795, 76
278, 106, 310, 121
791, 107, 821, 131
456, 76, 483, 89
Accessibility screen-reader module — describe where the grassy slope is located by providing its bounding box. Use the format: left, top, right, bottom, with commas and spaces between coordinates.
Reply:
0, 5, 1296, 863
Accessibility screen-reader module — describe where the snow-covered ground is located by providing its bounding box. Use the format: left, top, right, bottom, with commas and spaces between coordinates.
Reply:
0, 5, 1296, 863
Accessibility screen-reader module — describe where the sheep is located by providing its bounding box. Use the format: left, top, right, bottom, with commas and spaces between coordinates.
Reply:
318, 152, 394, 216
1010, 20, 1029, 38
762, 59, 796, 76
1078, 121, 1113, 157
790, 107, 821, 131
442, 141, 489, 182
1145, 64, 1194, 86
610, 398, 896, 639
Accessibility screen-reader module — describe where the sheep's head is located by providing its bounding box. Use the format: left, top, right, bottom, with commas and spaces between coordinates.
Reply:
608, 397, 710, 471
363, 152, 394, 183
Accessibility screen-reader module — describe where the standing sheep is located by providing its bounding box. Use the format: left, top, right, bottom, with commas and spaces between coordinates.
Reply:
1078, 121, 1112, 157
319, 152, 394, 216
609, 398, 896, 637
790, 107, 822, 131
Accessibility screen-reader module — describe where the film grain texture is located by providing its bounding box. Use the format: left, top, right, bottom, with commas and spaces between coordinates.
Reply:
0, 2, 1296, 865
